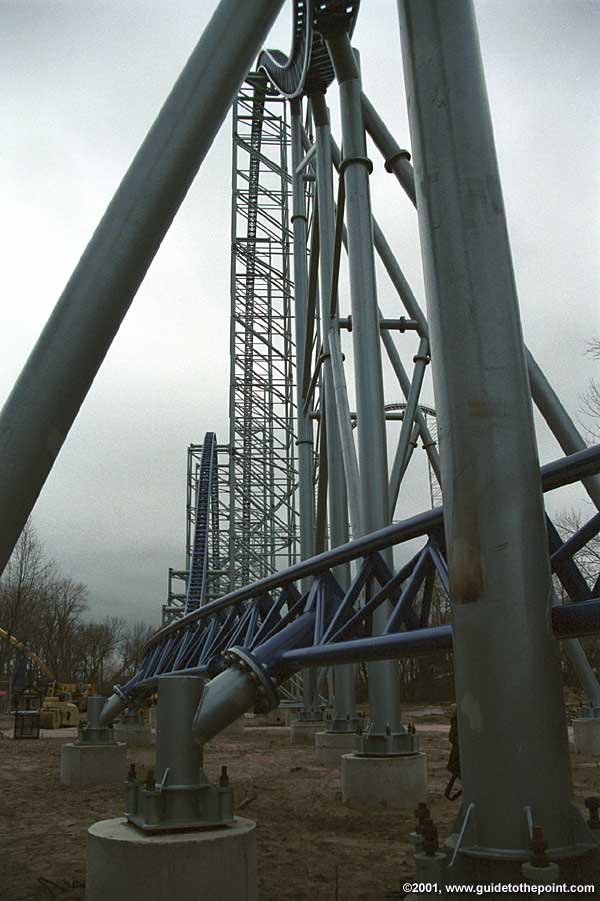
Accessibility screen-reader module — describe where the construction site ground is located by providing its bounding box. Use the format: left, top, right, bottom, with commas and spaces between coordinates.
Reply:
1, 701, 599, 901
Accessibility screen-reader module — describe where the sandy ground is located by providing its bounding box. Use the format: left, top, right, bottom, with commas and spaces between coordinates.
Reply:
0, 704, 599, 900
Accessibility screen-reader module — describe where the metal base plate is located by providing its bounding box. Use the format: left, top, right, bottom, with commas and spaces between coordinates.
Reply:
125, 812, 235, 834
354, 730, 419, 756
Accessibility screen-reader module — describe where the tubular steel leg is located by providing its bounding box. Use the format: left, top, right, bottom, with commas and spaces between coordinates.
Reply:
328, 134, 441, 483
311, 93, 356, 726
155, 676, 204, 822
325, 39, 402, 737
398, 0, 593, 864
126, 673, 233, 830
0, 0, 285, 576
291, 99, 317, 716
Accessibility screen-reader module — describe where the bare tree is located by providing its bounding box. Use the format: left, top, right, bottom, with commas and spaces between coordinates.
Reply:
0, 520, 55, 686
37, 578, 88, 682
555, 508, 600, 685
581, 337, 600, 443
0, 523, 142, 700
76, 617, 124, 690
556, 508, 600, 594
121, 621, 156, 679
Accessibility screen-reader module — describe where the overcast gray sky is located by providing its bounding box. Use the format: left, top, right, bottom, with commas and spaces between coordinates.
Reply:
1, 1, 598, 627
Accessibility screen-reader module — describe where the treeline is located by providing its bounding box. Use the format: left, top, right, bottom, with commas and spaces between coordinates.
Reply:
398, 575, 453, 702
0, 521, 155, 692
556, 508, 600, 683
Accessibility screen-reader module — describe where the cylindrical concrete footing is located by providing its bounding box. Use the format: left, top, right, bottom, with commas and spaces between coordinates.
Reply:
220, 716, 245, 736
289, 719, 324, 745
415, 850, 446, 887
316, 731, 356, 766
113, 724, 154, 748
521, 861, 560, 883
573, 717, 600, 754
60, 743, 127, 786
245, 708, 294, 727
341, 752, 427, 810
86, 816, 256, 901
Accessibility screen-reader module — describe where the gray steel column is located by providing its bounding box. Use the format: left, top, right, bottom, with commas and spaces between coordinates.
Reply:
328, 327, 362, 534
398, 0, 585, 857
325, 39, 401, 735
0, 0, 285, 575
329, 134, 441, 485
156, 674, 204, 822
311, 93, 356, 725
361, 92, 416, 205
291, 99, 317, 715
290, 100, 316, 571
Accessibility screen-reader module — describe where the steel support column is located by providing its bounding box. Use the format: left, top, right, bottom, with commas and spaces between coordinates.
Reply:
325, 39, 402, 736
328, 134, 442, 487
398, 0, 591, 862
311, 93, 356, 725
290, 99, 316, 577
291, 99, 317, 715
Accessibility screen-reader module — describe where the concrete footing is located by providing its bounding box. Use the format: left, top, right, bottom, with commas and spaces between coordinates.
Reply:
315, 730, 356, 766
289, 718, 324, 745
341, 752, 427, 810
573, 717, 600, 755
522, 860, 560, 883
245, 708, 295, 727
86, 816, 256, 901
113, 723, 154, 748
60, 742, 127, 786
220, 716, 245, 736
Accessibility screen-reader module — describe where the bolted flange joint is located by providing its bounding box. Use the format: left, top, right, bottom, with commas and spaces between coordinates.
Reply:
227, 646, 280, 715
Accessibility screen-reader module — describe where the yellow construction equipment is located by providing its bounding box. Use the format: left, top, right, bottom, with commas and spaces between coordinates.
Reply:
0, 625, 55, 681
0, 626, 93, 727
39, 693, 81, 729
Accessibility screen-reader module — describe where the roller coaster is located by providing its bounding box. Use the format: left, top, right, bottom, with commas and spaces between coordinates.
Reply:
2, 0, 600, 892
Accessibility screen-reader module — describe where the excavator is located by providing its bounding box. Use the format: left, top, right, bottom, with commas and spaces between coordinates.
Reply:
0, 626, 93, 728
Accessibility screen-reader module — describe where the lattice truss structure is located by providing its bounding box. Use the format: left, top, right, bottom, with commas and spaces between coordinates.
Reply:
229, 77, 298, 586
163, 78, 303, 625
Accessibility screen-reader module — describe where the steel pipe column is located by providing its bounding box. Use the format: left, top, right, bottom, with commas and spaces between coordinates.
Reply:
326, 37, 402, 735
397, 0, 589, 860
291, 99, 318, 715
155, 675, 205, 823
0, 0, 286, 575
290, 99, 316, 582
311, 94, 356, 725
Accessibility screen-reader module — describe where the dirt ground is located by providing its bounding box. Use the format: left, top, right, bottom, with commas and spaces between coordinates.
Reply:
1, 703, 599, 901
